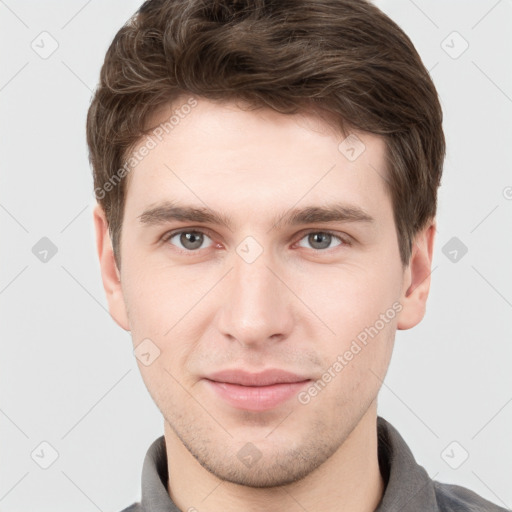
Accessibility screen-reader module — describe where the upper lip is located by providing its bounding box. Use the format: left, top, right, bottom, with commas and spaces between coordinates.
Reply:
205, 369, 311, 387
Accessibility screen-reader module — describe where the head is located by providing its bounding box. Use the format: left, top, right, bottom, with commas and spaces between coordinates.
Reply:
88, 0, 444, 487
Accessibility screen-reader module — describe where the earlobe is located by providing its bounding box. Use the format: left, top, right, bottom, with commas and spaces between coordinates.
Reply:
93, 203, 130, 331
396, 221, 436, 331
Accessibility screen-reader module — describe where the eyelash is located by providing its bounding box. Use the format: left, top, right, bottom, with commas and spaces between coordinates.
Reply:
161, 228, 352, 255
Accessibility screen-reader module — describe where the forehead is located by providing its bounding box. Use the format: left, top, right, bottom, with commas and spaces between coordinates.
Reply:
123, 96, 391, 227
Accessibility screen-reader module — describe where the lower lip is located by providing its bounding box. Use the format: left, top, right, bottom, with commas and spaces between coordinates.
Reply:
204, 379, 311, 411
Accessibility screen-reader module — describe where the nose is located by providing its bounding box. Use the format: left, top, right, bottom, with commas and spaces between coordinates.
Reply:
215, 248, 294, 349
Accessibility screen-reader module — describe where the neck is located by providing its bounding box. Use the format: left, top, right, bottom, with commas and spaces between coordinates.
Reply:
164, 403, 384, 512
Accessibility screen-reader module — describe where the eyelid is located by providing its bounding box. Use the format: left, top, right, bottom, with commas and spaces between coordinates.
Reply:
294, 229, 353, 248
161, 227, 352, 253
161, 227, 216, 242
160, 227, 353, 256
160, 227, 216, 255
161, 227, 352, 245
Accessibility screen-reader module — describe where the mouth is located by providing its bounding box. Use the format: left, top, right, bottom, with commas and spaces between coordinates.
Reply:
203, 369, 312, 412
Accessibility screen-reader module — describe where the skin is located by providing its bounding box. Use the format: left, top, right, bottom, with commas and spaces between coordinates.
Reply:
94, 96, 435, 512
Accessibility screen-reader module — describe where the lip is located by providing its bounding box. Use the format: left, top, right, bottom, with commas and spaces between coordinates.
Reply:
204, 369, 311, 411
206, 369, 310, 386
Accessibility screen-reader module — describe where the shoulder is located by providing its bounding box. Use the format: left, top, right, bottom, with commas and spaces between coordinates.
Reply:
433, 481, 509, 512
118, 503, 141, 512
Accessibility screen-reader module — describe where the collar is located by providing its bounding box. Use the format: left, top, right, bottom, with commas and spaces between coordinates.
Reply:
374, 416, 438, 511
138, 416, 439, 511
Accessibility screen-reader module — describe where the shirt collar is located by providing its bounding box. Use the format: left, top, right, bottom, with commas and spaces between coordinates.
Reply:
139, 416, 438, 512
374, 416, 438, 511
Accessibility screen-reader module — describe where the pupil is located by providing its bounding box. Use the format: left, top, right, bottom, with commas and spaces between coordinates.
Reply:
310, 232, 330, 249
182, 232, 202, 249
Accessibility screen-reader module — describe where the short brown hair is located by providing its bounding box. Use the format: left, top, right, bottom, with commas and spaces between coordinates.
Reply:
86, 0, 445, 268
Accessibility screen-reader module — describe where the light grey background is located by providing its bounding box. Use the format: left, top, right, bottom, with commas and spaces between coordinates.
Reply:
1, 0, 511, 510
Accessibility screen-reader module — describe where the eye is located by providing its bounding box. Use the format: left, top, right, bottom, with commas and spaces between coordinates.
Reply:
296, 231, 349, 251
161, 228, 351, 254
163, 230, 214, 252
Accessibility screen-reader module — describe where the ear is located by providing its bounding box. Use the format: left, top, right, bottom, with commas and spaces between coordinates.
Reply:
93, 203, 130, 331
396, 220, 436, 330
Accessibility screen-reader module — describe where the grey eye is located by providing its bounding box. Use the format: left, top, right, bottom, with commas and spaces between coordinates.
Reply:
298, 232, 342, 250
168, 231, 213, 251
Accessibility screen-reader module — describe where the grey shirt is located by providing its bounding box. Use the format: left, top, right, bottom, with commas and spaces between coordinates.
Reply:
120, 416, 508, 512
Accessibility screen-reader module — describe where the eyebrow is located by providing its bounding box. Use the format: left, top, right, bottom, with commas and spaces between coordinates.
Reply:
138, 201, 375, 231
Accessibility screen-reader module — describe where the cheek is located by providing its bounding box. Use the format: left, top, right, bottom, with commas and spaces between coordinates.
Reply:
301, 314, 396, 420
303, 262, 401, 338
122, 258, 192, 336
122, 260, 213, 380
297, 261, 400, 401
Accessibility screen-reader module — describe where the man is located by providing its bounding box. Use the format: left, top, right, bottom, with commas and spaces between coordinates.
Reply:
86, 0, 507, 510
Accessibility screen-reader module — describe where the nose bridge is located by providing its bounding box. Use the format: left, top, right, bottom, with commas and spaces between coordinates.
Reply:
216, 243, 292, 345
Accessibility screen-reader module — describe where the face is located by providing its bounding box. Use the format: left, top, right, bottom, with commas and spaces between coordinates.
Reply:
95, 96, 434, 487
